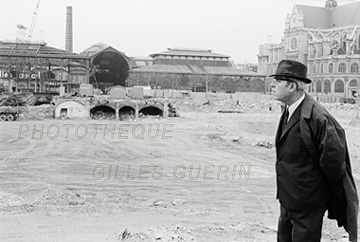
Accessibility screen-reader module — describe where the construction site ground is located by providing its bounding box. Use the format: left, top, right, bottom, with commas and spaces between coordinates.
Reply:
1, 99, 360, 242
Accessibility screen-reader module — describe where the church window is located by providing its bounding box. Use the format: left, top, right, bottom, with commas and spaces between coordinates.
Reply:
335, 79, 344, 93
319, 44, 323, 56
308, 34, 313, 42
292, 17, 297, 24
324, 79, 331, 94
342, 34, 347, 49
351, 63, 359, 73
316, 80, 322, 93
291, 38, 297, 50
338, 63, 346, 73
331, 40, 338, 55
309, 84, 314, 93
349, 79, 358, 87
329, 63, 333, 73
318, 34, 323, 42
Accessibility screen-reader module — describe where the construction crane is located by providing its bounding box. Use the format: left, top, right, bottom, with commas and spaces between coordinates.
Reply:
26, 0, 40, 43
16, 24, 27, 43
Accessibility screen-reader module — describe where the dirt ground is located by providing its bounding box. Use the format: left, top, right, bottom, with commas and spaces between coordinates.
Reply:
1, 104, 360, 241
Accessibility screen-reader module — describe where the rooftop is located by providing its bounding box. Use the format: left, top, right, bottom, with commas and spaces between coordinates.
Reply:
295, 1, 360, 29
130, 64, 264, 77
150, 48, 230, 59
0, 41, 89, 60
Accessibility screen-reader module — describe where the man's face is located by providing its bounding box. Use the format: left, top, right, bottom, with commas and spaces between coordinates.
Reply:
270, 77, 293, 103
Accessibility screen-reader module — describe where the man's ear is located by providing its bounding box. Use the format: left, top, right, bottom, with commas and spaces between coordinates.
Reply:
289, 82, 297, 92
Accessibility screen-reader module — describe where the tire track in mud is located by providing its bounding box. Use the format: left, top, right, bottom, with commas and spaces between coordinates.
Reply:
1, 139, 51, 191
170, 115, 279, 230
1, 134, 76, 192
83, 137, 137, 163
3, 137, 37, 172
3, 138, 54, 170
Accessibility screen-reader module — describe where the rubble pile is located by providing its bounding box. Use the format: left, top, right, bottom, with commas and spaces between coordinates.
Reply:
0, 92, 37, 106
21, 104, 55, 120
0, 187, 149, 214
170, 97, 281, 114
0, 191, 34, 214
52, 95, 90, 106
0, 191, 24, 208
252, 141, 274, 149
115, 225, 196, 241
112, 222, 277, 242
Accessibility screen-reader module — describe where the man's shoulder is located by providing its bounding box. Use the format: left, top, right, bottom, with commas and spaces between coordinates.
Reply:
312, 100, 329, 117
302, 94, 339, 124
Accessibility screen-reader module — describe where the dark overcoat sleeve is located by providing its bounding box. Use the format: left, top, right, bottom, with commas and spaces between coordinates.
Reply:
300, 95, 358, 241
316, 114, 346, 186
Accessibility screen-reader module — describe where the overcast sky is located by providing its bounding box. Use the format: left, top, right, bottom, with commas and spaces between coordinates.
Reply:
0, 0, 343, 64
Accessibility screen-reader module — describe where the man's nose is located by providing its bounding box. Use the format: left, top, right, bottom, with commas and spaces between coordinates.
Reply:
270, 81, 276, 88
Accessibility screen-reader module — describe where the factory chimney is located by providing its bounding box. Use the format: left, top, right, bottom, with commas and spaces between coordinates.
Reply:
65, 6, 73, 52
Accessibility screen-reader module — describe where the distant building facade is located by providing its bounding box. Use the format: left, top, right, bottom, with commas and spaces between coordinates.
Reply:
129, 47, 265, 93
258, 0, 360, 102
236, 63, 258, 73
0, 41, 90, 93
132, 56, 153, 67
81, 43, 135, 90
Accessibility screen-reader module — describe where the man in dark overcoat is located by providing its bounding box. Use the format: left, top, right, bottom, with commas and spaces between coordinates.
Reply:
270, 59, 358, 242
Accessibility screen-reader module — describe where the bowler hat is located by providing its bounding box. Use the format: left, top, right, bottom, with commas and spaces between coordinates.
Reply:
270, 60, 312, 83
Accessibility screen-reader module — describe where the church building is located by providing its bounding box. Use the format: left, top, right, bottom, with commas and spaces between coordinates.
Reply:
258, 0, 360, 102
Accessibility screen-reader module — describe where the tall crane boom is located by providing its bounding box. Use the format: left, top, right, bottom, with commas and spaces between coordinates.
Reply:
27, 0, 40, 42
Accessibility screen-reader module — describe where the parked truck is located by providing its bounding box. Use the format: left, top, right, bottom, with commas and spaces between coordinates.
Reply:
0, 92, 33, 121
0, 106, 24, 121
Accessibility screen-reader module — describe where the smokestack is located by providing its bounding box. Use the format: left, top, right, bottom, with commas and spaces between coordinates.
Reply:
65, 6, 73, 52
